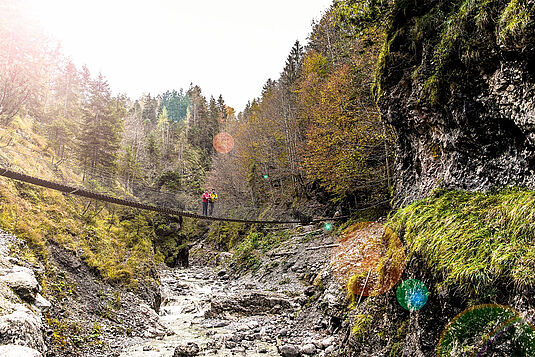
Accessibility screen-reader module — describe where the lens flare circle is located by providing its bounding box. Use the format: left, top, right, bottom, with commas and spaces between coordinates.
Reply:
213, 132, 234, 154
330, 221, 405, 297
437, 304, 535, 356
396, 279, 429, 311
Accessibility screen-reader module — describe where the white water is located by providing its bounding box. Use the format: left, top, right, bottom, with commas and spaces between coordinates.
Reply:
120, 267, 280, 357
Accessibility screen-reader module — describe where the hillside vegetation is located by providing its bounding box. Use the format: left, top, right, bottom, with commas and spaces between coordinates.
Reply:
0, 116, 161, 287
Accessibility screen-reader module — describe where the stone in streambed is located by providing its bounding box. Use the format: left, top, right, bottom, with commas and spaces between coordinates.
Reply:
304, 286, 316, 297
300, 343, 317, 355
321, 336, 335, 349
225, 341, 237, 349
279, 344, 300, 357
173, 342, 200, 357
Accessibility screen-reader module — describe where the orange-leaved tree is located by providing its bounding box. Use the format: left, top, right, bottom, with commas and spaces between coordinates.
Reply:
298, 31, 393, 205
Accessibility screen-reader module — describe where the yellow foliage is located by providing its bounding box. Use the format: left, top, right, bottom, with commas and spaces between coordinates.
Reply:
298, 35, 391, 201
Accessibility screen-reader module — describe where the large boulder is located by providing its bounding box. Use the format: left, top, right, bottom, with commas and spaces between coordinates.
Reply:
279, 344, 300, 357
206, 291, 296, 317
173, 342, 200, 357
0, 267, 39, 302
33, 293, 51, 312
0, 304, 45, 352
0, 344, 42, 357
0, 281, 21, 313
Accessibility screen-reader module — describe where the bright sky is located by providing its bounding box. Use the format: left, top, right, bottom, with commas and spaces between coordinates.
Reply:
25, 0, 333, 111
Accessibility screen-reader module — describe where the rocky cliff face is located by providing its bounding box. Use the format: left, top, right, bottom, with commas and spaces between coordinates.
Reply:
0, 231, 48, 357
378, 0, 535, 204
0, 228, 171, 357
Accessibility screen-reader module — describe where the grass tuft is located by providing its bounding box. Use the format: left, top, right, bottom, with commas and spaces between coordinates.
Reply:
389, 187, 535, 295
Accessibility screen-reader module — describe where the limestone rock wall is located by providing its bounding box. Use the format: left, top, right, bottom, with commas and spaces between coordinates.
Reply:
378, 0, 535, 204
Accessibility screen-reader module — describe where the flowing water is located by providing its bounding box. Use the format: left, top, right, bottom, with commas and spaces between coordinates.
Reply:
119, 267, 281, 356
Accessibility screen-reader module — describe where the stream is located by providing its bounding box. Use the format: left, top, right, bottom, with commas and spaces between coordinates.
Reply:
119, 267, 282, 356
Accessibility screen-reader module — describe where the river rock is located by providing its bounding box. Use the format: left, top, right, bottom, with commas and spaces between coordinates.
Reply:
321, 336, 335, 349
225, 341, 237, 349
212, 320, 229, 328
247, 320, 259, 329
300, 343, 317, 355
173, 342, 200, 357
0, 304, 45, 352
304, 286, 315, 297
230, 332, 245, 342
278, 328, 289, 337
0, 267, 39, 302
206, 291, 294, 317
216, 252, 233, 265
0, 344, 42, 357
279, 344, 300, 357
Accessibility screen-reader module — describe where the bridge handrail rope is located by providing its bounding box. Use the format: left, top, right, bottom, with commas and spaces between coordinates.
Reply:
0, 166, 390, 225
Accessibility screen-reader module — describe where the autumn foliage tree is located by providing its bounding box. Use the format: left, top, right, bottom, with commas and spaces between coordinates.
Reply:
208, 5, 394, 218
298, 29, 392, 205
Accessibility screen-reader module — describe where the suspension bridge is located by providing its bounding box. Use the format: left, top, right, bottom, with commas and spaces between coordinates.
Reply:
0, 166, 389, 225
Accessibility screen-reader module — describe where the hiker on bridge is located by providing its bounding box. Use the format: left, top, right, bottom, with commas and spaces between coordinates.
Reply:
208, 189, 218, 216
202, 189, 211, 216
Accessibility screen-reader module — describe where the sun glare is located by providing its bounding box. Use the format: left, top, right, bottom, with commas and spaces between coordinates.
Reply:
19, 0, 333, 110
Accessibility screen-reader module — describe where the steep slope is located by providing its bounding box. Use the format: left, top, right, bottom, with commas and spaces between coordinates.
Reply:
0, 116, 173, 356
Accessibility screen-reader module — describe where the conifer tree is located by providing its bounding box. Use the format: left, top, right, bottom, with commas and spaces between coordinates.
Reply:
141, 94, 158, 124
78, 74, 124, 184
160, 90, 189, 122
47, 61, 81, 165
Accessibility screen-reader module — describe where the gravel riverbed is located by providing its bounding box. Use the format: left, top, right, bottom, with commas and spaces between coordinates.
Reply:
119, 264, 341, 357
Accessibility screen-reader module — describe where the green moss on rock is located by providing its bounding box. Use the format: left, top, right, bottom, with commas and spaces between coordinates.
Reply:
389, 187, 535, 295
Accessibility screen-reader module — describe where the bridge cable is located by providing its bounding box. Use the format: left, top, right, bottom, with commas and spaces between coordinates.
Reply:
0, 166, 389, 225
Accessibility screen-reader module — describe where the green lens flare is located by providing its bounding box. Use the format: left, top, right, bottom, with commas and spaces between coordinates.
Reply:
396, 279, 429, 311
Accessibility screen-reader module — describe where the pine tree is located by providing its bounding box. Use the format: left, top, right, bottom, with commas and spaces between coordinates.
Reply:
281, 40, 304, 87
141, 94, 158, 124
47, 61, 81, 166
160, 89, 189, 122
280, 40, 306, 194
77, 74, 124, 184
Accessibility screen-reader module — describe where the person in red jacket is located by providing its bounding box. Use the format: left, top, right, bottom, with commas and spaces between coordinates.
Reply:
201, 190, 210, 216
